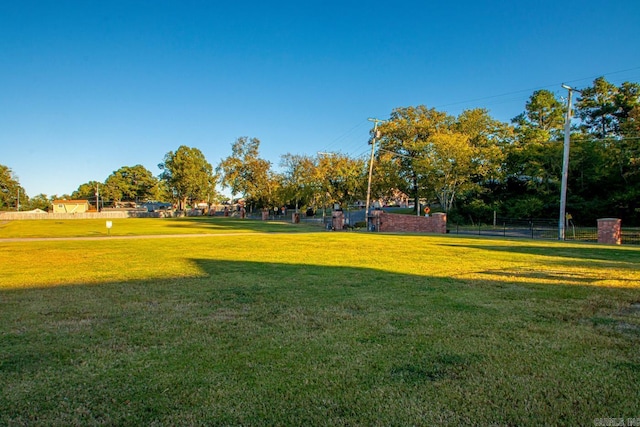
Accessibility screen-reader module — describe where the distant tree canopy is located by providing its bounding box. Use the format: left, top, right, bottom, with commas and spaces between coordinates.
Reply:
376, 106, 506, 213
71, 166, 159, 208
4, 77, 639, 225
0, 164, 24, 211
217, 137, 275, 209
104, 165, 159, 204
159, 146, 217, 211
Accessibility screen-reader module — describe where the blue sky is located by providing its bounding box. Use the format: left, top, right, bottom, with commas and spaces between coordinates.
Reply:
2, 0, 639, 198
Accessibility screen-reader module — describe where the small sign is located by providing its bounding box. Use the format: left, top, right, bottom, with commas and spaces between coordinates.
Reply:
106, 221, 113, 229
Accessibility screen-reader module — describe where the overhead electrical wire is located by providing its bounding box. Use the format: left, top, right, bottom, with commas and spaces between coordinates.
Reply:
322, 66, 640, 159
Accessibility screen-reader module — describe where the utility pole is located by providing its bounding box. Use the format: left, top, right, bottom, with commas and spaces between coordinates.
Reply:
365, 118, 385, 230
559, 84, 580, 240
95, 183, 100, 212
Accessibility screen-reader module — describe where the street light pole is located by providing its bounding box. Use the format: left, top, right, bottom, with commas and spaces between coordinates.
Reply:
559, 84, 580, 240
365, 118, 385, 230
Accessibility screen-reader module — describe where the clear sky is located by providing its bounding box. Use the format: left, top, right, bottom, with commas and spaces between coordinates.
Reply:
2, 0, 639, 198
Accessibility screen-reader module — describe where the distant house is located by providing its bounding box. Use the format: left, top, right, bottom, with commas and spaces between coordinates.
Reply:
52, 200, 90, 213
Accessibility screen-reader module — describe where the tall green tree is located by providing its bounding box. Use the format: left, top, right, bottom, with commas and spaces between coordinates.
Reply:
279, 153, 318, 210
217, 137, 273, 209
512, 89, 565, 134
378, 106, 503, 213
574, 78, 640, 223
424, 132, 476, 212
499, 90, 567, 219
0, 164, 25, 211
159, 146, 216, 211
455, 108, 510, 190
104, 165, 158, 204
315, 153, 366, 209
25, 194, 51, 211
377, 106, 453, 212
71, 181, 103, 208
576, 77, 621, 138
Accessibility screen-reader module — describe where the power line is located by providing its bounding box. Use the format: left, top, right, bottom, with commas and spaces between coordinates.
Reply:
320, 120, 369, 154
323, 67, 640, 162
446, 66, 640, 111
375, 66, 640, 118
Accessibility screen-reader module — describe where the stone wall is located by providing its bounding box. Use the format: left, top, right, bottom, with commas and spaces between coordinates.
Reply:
371, 211, 447, 233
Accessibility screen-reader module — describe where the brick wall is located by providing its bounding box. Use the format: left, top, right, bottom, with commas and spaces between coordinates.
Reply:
371, 211, 447, 233
597, 218, 622, 245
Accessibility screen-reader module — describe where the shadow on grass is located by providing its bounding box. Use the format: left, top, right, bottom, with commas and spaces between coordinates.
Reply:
164, 216, 321, 233
1, 258, 640, 425
442, 240, 640, 266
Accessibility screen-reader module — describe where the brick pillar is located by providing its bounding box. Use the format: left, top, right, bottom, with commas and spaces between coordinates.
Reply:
597, 218, 622, 245
332, 211, 344, 230
261, 209, 269, 220
431, 212, 447, 234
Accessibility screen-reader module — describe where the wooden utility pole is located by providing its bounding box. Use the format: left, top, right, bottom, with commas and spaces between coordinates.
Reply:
365, 118, 385, 230
559, 84, 580, 240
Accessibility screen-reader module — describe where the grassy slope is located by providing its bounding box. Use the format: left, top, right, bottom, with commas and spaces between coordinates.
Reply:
1, 222, 639, 425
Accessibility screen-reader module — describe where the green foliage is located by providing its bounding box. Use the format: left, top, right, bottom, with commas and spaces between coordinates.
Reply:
159, 146, 216, 210
576, 77, 634, 138
104, 165, 158, 203
454, 198, 497, 224
378, 106, 507, 213
217, 137, 274, 208
377, 106, 452, 210
71, 180, 102, 205
512, 89, 565, 135
7, 77, 640, 226
279, 153, 317, 209
503, 195, 546, 218
24, 193, 51, 211
0, 164, 24, 211
315, 152, 366, 207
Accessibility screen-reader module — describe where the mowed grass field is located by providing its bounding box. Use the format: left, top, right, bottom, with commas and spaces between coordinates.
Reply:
1, 217, 639, 425
0, 216, 320, 238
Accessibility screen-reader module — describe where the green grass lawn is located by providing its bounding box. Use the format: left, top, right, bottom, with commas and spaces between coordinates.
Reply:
1, 219, 639, 425
0, 216, 321, 238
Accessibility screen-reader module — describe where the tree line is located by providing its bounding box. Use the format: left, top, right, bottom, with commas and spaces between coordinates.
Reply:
1, 77, 638, 225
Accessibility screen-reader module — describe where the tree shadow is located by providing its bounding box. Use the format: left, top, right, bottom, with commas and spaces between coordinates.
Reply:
1, 257, 640, 425
441, 241, 640, 267
164, 216, 317, 233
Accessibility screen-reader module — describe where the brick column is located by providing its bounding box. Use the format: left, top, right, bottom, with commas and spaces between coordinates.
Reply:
431, 212, 447, 234
332, 211, 344, 230
597, 218, 622, 245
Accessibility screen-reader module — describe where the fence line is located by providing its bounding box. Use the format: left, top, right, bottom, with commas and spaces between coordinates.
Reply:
450, 218, 639, 245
